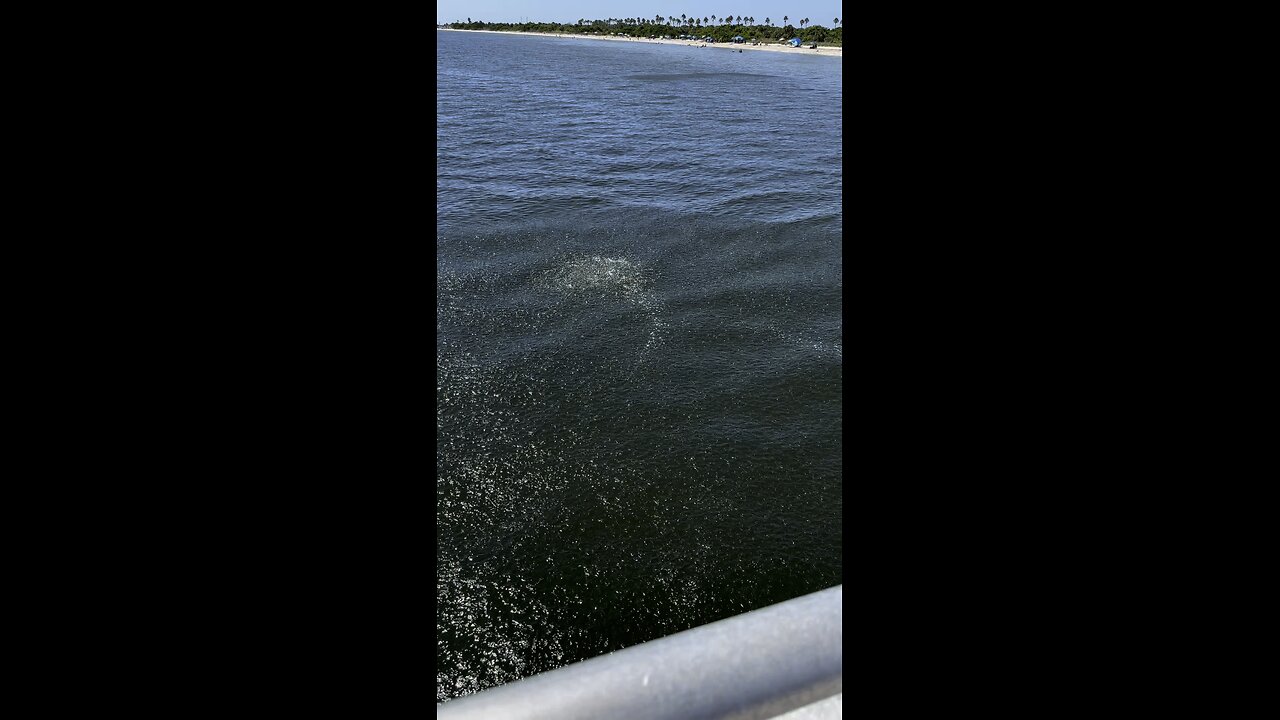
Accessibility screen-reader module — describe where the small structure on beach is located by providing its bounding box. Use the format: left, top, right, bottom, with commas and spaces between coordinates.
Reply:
787, 37, 802, 47
732, 35, 744, 43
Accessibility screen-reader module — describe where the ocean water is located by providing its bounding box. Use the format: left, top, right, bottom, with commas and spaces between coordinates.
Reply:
437, 29, 841, 702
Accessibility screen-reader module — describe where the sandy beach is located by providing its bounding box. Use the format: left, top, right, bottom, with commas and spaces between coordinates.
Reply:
440, 28, 842, 59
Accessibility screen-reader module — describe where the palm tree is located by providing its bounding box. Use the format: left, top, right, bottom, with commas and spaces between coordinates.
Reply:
765, 16, 770, 26
834, 18, 839, 26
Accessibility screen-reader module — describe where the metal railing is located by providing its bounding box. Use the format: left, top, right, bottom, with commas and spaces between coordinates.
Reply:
437, 584, 842, 720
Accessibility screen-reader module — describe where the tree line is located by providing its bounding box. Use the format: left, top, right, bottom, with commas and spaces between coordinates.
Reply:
443, 16, 843, 45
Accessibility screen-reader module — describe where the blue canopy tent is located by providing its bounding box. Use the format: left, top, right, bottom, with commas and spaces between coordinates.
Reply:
732, 35, 744, 43
787, 37, 802, 47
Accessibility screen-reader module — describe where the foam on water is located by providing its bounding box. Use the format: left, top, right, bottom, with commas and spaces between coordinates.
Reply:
543, 255, 644, 295
540, 254, 669, 364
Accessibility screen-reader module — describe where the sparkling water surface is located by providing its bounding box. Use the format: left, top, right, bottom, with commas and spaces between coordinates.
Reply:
437, 29, 841, 701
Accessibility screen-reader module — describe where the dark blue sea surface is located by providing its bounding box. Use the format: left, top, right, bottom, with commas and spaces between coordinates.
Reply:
437, 29, 841, 702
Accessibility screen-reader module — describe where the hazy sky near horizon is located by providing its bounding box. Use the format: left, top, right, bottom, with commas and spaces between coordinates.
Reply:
436, 2, 843, 27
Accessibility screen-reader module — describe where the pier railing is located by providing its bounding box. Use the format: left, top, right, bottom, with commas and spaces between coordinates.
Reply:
436, 584, 842, 720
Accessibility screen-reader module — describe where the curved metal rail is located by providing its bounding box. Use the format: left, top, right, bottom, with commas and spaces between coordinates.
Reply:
437, 584, 842, 720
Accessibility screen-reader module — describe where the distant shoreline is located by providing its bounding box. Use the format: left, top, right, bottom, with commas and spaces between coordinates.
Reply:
438, 28, 842, 59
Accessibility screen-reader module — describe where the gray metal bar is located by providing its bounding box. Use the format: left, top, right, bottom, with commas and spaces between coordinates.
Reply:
437, 584, 842, 720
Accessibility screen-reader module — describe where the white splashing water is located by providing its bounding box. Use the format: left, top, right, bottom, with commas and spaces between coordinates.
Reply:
541, 255, 668, 364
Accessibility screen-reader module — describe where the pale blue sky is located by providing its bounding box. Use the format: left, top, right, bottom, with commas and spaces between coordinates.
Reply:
436, 1, 843, 27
